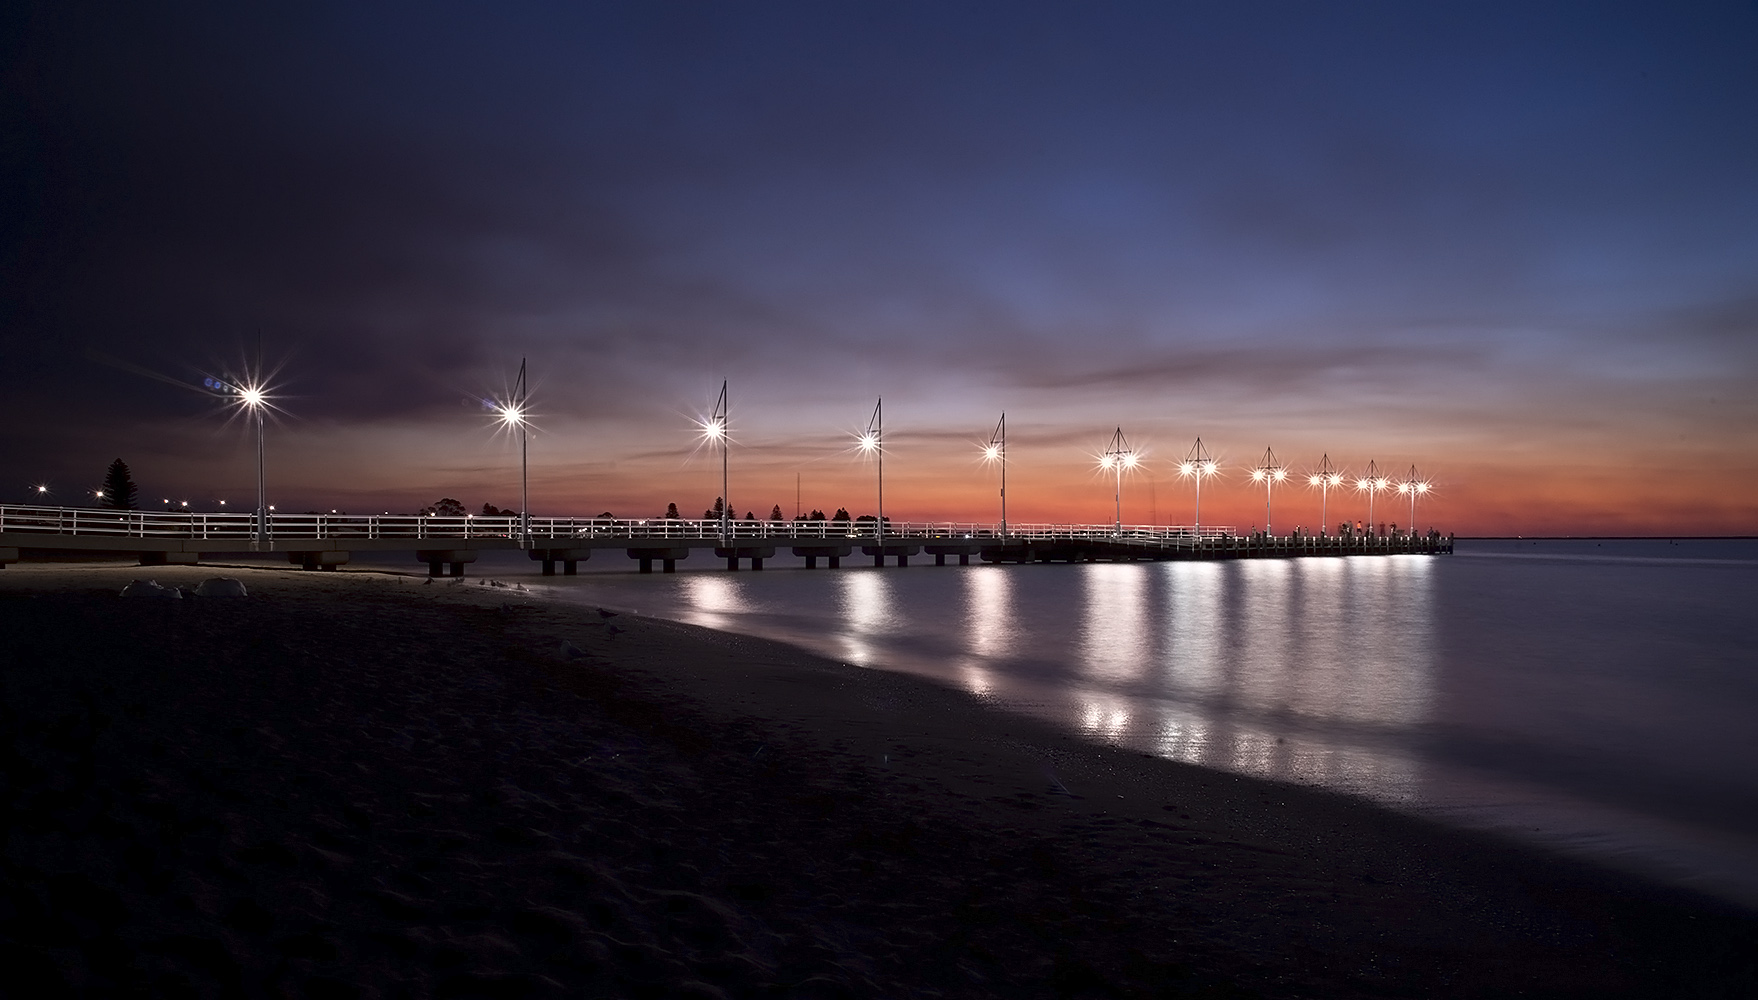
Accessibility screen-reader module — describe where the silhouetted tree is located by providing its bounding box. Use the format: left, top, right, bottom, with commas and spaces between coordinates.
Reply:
481, 503, 508, 516
99, 459, 137, 510
743, 511, 756, 522
705, 497, 725, 521
664, 503, 680, 520
832, 507, 851, 523
769, 504, 784, 522
426, 498, 466, 517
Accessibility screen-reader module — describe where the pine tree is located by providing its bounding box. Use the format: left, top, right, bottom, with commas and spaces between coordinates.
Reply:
100, 459, 137, 510
769, 504, 784, 521
664, 503, 680, 520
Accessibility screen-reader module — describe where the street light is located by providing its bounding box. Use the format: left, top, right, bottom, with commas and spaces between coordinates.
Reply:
1098, 427, 1137, 536
202, 373, 272, 549
856, 398, 884, 547
981, 412, 1006, 538
1355, 459, 1388, 536
490, 358, 532, 549
1396, 464, 1431, 536
1176, 437, 1219, 541
1248, 447, 1288, 537
700, 380, 729, 542
1307, 453, 1345, 536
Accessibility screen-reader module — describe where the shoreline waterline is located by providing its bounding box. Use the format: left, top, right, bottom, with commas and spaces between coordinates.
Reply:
489, 540, 1758, 911
3, 561, 1755, 996
17, 545, 1758, 910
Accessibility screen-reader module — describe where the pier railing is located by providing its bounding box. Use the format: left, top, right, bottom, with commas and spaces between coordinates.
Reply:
0, 504, 1239, 543
0, 503, 1445, 551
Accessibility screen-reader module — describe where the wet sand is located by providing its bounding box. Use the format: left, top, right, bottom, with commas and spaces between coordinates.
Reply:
1, 563, 1753, 998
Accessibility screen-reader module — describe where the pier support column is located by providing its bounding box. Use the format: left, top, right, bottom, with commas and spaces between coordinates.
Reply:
959, 553, 969, 565
751, 557, 764, 570
896, 554, 909, 567
638, 558, 653, 574
541, 559, 556, 576
874, 552, 885, 567
934, 553, 946, 566
805, 555, 818, 569
663, 559, 677, 573
828, 556, 840, 568
564, 560, 578, 575
727, 555, 740, 571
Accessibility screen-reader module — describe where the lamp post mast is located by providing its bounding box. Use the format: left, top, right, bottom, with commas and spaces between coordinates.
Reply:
1361, 459, 1383, 535
998, 412, 1006, 538
254, 403, 266, 549
1180, 437, 1215, 543
1250, 447, 1287, 538
873, 398, 883, 547
713, 380, 729, 542
986, 412, 1007, 538
516, 359, 530, 548
1311, 453, 1341, 536
1102, 427, 1133, 537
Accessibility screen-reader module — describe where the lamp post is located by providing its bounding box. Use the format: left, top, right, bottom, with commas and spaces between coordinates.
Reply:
495, 359, 531, 549
1249, 447, 1288, 538
1356, 459, 1387, 537
1099, 427, 1137, 537
701, 380, 729, 542
1396, 464, 1430, 536
203, 374, 270, 549
1308, 453, 1344, 536
857, 398, 883, 546
1176, 437, 1218, 542
982, 412, 1006, 537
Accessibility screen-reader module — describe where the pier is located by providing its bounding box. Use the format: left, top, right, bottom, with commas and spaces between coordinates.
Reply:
0, 504, 1451, 576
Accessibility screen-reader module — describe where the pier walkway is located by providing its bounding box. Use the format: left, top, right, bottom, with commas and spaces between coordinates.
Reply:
0, 505, 1451, 576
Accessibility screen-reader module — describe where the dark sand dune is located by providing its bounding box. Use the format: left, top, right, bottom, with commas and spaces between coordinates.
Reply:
1, 565, 1752, 998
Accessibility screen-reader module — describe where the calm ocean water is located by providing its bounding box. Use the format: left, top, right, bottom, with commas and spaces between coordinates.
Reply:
391, 539, 1758, 907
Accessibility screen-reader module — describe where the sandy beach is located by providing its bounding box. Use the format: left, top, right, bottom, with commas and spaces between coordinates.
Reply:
1, 563, 1753, 998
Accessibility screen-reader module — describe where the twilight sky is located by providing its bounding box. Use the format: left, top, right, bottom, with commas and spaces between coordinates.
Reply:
3, 1, 1756, 534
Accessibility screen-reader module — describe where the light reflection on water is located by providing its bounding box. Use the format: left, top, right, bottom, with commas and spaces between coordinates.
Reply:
530, 542, 1758, 907
678, 556, 1438, 804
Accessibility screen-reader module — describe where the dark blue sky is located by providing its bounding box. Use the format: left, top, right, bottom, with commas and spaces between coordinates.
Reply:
3, 2, 1755, 531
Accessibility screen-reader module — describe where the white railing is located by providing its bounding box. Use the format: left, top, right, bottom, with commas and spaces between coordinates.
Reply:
0, 504, 1238, 545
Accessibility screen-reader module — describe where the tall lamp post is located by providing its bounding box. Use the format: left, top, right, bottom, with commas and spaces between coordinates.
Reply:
856, 399, 884, 546
495, 359, 531, 549
1177, 437, 1218, 541
1249, 447, 1288, 537
701, 380, 730, 542
204, 374, 270, 549
1308, 453, 1344, 536
1396, 464, 1431, 535
982, 412, 1006, 537
1356, 459, 1388, 536
1099, 427, 1137, 537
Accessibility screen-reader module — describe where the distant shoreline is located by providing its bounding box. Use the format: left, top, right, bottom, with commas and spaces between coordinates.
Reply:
1458, 535, 1758, 540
